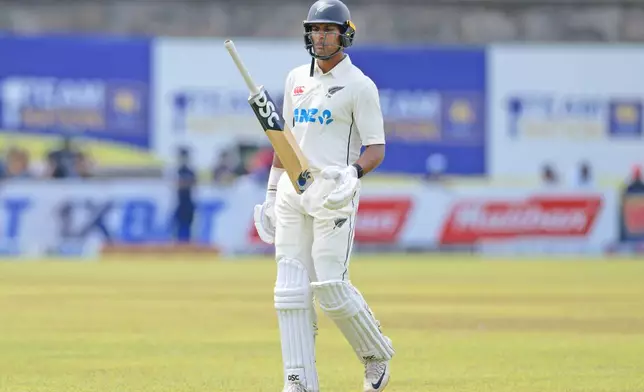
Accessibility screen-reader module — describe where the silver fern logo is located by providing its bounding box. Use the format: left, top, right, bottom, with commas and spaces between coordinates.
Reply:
315, 2, 333, 15
326, 86, 345, 98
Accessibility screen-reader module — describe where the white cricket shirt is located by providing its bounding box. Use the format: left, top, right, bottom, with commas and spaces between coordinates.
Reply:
282, 55, 385, 172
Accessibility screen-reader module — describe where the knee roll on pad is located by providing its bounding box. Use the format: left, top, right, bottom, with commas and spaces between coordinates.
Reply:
274, 258, 318, 336
274, 258, 319, 391
274, 258, 311, 310
311, 280, 395, 362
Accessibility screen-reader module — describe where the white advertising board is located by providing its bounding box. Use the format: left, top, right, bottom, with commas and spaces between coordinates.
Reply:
488, 45, 644, 186
0, 179, 619, 259
153, 38, 310, 170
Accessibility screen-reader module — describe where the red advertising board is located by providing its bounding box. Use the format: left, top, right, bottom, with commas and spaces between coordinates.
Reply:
440, 196, 603, 244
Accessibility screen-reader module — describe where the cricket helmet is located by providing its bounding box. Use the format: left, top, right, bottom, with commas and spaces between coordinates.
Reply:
303, 0, 356, 60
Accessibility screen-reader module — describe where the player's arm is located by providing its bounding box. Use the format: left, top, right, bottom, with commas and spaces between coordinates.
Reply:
321, 79, 386, 210
351, 79, 386, 178
353, 143, 384, 177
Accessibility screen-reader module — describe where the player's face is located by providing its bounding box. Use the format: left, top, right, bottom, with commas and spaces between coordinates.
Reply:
310, 23, 341, 57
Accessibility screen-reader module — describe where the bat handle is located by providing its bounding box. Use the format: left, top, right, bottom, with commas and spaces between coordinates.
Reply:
224, 39, 260, 96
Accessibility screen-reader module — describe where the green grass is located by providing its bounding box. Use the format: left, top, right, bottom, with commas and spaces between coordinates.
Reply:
0, 255, 643, 392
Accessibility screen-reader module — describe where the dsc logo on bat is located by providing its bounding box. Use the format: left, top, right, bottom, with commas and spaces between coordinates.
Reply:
249, 87, 283, 130
294, 108, 334, 125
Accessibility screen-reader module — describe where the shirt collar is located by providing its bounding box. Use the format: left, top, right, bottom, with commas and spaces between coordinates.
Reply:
314, 54, 352, 78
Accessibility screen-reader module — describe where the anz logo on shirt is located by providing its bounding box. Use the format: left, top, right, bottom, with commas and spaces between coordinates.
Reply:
293, 108, 334, 125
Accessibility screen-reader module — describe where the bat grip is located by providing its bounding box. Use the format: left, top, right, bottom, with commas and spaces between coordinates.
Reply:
224, 39, 260, 96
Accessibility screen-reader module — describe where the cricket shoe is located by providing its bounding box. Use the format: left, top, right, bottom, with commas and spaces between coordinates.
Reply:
363, 338, 393, 392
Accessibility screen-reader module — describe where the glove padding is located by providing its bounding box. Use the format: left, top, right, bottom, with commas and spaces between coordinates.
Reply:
320, 165, 360, 210
253, 200, 276, 244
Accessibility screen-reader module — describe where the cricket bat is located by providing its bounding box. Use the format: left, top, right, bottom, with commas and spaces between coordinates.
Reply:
224, 39, 313, 194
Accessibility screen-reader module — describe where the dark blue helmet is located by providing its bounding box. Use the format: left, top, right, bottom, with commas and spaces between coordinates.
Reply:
303, 0, 356, 60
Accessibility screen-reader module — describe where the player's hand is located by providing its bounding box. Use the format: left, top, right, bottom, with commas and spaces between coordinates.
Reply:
254, 199, 276, 244
321, 165, 360, 210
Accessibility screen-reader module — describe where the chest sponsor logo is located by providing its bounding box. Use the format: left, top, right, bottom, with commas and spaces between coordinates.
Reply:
293, 108, 334, 125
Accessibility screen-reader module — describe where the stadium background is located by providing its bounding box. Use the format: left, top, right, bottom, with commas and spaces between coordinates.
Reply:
0, 2, 643, 391
0, 0, 642, 257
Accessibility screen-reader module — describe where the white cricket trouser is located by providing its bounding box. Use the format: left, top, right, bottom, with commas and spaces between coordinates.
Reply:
272, 172, 395, 390
274, 171, 358, 282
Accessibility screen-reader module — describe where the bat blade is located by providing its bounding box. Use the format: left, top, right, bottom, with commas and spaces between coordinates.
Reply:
224, 39, 313, 194
248, 86, 313, 194
265, 126, 313, 194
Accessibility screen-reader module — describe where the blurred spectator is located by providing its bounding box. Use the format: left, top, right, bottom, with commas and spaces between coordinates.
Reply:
74, 151, 94, 178
173, 147, 197, 243
212, 147, 245, 185
246, 147, 273, 184
618, 165, 644, 243
3, 146, 32, 179
46, 136, 83, 179
576, 161, 594, 188
625, 165, 644, 192
541, 163, 559, 187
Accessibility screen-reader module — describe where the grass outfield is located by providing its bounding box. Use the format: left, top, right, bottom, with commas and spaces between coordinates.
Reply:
0, 255, 643, 392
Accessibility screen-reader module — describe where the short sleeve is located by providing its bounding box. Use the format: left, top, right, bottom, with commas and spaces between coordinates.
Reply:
353, 78, 386, 146
282, 71, 294, 129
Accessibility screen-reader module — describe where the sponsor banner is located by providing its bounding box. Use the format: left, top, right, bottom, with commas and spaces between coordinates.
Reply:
0, 180, 618, 258
0, 178, 263, 257
348, 46, 486, 175
440, 195, 603, 243
353, 198, 413, 243
154, 38, 310, 170
437, 190, 616, 254
0, 179, 443, 257
0, 35, 155, 167
489, 45, 644, 184
506, 96, 642, 140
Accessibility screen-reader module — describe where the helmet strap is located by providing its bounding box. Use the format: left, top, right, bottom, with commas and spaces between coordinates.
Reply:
309, 47, 343, 77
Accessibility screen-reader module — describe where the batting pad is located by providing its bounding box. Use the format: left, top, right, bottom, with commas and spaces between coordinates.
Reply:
312, 280, 395, 363
274, 258, 319, 391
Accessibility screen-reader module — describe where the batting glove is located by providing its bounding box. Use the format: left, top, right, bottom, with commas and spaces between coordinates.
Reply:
320, 165, 360, 210
254, 193, 276, 244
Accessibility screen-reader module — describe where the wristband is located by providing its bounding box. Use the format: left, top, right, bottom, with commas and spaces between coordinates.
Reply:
352, 163, 364, 179
267, 166, 285, 200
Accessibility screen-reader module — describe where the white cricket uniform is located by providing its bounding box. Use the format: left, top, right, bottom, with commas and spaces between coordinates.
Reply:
274, 55, 385, 283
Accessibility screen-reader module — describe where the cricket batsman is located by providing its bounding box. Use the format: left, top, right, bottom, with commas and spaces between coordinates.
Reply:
253, 0, 395, 391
